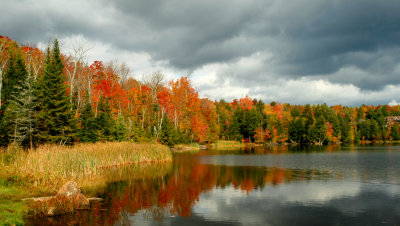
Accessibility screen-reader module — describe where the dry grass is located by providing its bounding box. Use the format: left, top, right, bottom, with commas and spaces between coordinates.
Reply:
212, 140, 265, 150
2, 142, 172, 194
212, 140, 245, 149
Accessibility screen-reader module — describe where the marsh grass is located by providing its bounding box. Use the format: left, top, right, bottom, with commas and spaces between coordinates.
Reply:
0, 142, 172, 222
212, 140, 265, 150
2, 142, 172, 193
213, 140, 245, 149
172, 143, 200, 153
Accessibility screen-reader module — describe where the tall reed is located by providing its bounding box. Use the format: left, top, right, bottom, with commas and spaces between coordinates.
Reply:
7, 142, 172, 193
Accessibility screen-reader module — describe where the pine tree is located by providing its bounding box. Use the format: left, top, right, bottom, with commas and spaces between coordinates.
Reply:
113, 116, 127, 141
37, 39, 75, 144
6, 58, 38, 148
159, 116, 178, 146
289, 117, 304, 143
339, 116, 351, 143
78, 100, 97, 142
95, 97, 116, 141
0, 54, 15, 146
0, 53, 31, 146
309, 116, 327, 144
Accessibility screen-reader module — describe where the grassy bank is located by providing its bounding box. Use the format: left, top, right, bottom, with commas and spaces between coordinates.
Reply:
0, 142, 172, 225
2, 142, 172, 194
172, 143, 201, 153
172, 140, 264, 152
212, 140, 263, 150
0, 179, 29, 226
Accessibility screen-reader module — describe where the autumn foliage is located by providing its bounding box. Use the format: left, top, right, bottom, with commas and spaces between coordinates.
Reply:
1, 35, 400, 147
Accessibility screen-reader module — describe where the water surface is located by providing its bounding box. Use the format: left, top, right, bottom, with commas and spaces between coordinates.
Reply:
27, 145, 400, 225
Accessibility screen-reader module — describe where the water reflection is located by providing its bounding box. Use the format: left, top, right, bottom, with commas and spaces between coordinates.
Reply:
26, 145, 400, 225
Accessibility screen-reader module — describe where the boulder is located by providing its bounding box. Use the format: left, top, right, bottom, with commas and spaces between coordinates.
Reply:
57, 181, 81, 199
73, 193, 89, 208
27, 181, 91, 216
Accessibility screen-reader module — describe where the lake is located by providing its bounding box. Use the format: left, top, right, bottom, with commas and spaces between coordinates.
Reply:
27, 144, 400, 225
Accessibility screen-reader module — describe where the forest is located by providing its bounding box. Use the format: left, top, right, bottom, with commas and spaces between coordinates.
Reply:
1, 35, 400, 148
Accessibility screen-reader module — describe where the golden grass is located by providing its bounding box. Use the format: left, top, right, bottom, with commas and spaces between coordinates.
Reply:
172, 143, 200, 153
2, 142, 172, 194
211, 140, 265, 150
212, 140, 245, 149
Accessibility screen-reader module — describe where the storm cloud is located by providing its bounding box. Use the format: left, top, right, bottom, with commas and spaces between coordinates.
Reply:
1, 0, 400, 105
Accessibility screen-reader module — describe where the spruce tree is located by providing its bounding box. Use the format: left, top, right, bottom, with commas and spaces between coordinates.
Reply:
95, 97, 116, 141
5, 55, 38, 148
309, 116, 327, 144
0, 53, 30, 146
37, 39, 75, 144
289, 117, 304, 143
159, 116, 178, 146
0, 54, 15, 146
78, 100, 97, 142
113, 116, 127, 141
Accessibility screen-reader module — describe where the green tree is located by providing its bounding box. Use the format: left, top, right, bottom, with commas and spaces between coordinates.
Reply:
359, 119, 379, 141
113, 116, 127, 141
339, 116, 351, 143
78, 101, 97, 142
37, 40, 75, 144
309, 116, 327, 144
0, 54, 33, 146
240, 108, 262, 142
289, 117, 304, 143
9, 67, 38, 148
95, 98, 116, 141
391, 124, 400, 140
159, 116, 178, 146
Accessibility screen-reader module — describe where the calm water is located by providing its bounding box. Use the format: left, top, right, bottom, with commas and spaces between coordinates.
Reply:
28, 145, 400, 225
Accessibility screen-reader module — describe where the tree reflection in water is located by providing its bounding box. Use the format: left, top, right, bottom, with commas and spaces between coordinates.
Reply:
26, 153, 331, 225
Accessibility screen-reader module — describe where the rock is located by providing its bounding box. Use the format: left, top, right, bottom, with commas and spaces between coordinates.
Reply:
87, 197, 103, 202
47, 206, 55, 216
22, 196, 53, 202
57, 181, 81, 199
27, 181, 93, 216
73, 193, 89, 208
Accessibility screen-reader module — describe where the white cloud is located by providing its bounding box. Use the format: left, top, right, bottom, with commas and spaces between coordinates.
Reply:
389, 100, 400, 106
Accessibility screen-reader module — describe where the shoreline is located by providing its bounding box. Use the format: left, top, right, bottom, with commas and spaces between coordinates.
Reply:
0, 142, 173, 223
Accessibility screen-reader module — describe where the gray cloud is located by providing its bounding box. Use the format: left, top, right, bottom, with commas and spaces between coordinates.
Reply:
1, 0, 400, 104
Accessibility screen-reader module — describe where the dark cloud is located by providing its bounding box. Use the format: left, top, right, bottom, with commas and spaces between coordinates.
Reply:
1, 0, 400, 103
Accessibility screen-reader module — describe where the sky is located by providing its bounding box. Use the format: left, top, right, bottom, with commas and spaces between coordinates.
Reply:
1, 0, 400, 106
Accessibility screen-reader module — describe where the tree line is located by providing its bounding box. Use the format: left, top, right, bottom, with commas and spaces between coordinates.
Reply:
1, 36, 400, 148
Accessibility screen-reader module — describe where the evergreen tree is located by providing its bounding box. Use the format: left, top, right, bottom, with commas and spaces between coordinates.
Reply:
391, 124, 400, 140
113, 116, 128, 141
339, 116, 351, 143
95, 97, 116, 141
240, 108, 262, 142
159, 116, 178, 146
0, 54, 15, 146
230, 108, 243, 141
37, 40, 75, 144
359, 119, 379, 141
0, 54, 31, 146
290, 107, 300, 118
289, 117, 304, 143
78, 101, 97, 142
309, 116, 327, 144
9, 67, 38, 148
